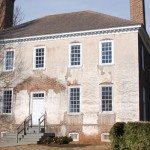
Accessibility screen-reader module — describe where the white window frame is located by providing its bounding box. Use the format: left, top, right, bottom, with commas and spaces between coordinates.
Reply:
33, 46, 46, 70
3, 49, 15, 72
69, 43, 82, 67
68, 86, 81, 114
2, 89, 13, 115
69, 133, 79, 141
100, 85, 113, 113
99, 40, 114, 65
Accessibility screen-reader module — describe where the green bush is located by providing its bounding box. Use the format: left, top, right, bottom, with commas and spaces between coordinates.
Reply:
110, 122, 150, 150
40, 136, 73, 145
110, 122, 126, 150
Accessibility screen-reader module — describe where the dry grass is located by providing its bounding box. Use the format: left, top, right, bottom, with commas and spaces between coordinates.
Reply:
0, 144, 110, 150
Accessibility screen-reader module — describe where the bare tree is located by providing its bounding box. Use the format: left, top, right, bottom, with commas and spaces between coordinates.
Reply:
13, 5, 25, 26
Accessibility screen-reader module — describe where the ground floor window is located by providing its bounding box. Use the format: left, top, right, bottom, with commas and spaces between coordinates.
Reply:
101, 86, 112, 112
69, 87, 80, 113
2, 90, 13, 114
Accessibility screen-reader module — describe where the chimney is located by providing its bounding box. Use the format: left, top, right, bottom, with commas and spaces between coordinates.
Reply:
130, 0, 146, 27
0, 0, 15, 30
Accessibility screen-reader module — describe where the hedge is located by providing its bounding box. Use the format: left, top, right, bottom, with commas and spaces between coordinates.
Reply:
110, 122, 150, 150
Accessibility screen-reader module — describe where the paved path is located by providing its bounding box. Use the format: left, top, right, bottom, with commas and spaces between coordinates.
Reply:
0, 144, 110, 150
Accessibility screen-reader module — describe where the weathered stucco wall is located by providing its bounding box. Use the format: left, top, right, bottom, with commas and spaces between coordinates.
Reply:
0, 31, 139, 141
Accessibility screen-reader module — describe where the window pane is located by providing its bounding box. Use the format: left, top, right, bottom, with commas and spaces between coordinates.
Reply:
3, 90, 12, 114
5, 51, 14, 71
70, 45, 81, 66
35, 48, 45, 68
69, 88, 80, 113
101, 86, 112, 111
101, 42, 112, 64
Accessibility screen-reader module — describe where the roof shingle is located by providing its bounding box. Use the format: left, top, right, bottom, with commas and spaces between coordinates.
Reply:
0, 10, 138, 39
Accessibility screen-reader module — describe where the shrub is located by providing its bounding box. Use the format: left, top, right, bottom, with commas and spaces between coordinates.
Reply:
123, 122, 150, 150
40, 136, 73, 145
110, 122, 150, 150
110, 122, 126, 150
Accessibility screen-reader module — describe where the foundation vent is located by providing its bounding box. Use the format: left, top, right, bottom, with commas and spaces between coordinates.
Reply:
101, 133, 110, 142
69, 133, 79, 141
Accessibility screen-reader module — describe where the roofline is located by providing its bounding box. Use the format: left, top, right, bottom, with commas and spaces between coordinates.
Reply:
0, 25, 141, 44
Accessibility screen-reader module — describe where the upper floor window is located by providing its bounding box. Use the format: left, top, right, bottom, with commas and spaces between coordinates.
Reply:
69, 87, 80, 113
2, 90, 13, 114
99, 40, 114, 65
33, 47, 45, 69
141, 46, 145, 70
4, 50, 14, 71
69, 43, 82, 67
101, 86, 112, 112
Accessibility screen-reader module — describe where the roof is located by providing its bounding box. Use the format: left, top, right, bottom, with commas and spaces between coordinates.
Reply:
0, 10, 138, 39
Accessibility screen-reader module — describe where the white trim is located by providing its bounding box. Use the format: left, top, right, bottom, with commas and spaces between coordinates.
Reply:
3, 49, 15, 72
68, 43, 82, 68
33, 46, 46, 70
69, 133, 79, 141
2, 88, 13, 115
68, 86, 81, 115
0, 25, 141, 44
99, 84, 114, 114
99, 40, 114, 66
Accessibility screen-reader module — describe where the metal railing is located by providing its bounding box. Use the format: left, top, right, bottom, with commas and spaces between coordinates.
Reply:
38, 113, 46, 133
16, 114, 32, 143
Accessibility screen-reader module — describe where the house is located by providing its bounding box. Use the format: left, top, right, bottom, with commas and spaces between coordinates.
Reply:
0, 0, 150, 143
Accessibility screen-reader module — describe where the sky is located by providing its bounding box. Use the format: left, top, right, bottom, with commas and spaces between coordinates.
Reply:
15, 0, 150, 34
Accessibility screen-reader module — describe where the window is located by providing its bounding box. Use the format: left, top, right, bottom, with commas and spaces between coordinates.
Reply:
69, 44, 82, 67
4, 50, 14, 71
100, 40, 113, 65
34, 47, 45, 69
101, 133, 110, 142
101, 86, 112, 112
69, 133, 79, 141
2, 90, 13, 114
141, 46, 145, 70
69, 87, 80, 113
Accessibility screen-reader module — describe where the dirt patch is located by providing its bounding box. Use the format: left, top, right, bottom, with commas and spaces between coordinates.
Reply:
0, 144, 110, 150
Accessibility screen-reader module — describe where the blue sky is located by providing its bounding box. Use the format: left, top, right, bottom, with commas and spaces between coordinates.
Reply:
15, 0, 150, 34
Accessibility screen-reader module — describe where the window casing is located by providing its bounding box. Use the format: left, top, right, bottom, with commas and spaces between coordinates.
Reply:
2, 90, 13, 114
69, 87, 80, 113
69, 43, 82, 67
33, 47, 45, 69
101, 86, 112, 112
4, 50, 14, 71
69, 133, 79, 141
99, 40, 114, 65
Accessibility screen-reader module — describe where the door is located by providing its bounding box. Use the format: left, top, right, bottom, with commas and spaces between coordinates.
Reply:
32, 92, 45, 125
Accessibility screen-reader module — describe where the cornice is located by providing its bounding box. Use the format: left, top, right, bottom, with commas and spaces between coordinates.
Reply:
0, 25, 141, 44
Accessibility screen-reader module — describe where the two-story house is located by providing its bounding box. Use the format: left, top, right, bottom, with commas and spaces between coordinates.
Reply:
0, 0, 150, 143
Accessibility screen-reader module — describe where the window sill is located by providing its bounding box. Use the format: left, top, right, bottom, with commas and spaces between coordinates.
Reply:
100, 111, 115, 115
68, 65, 83, 69
67, 112, 83, 116
98, 63, 115, 66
